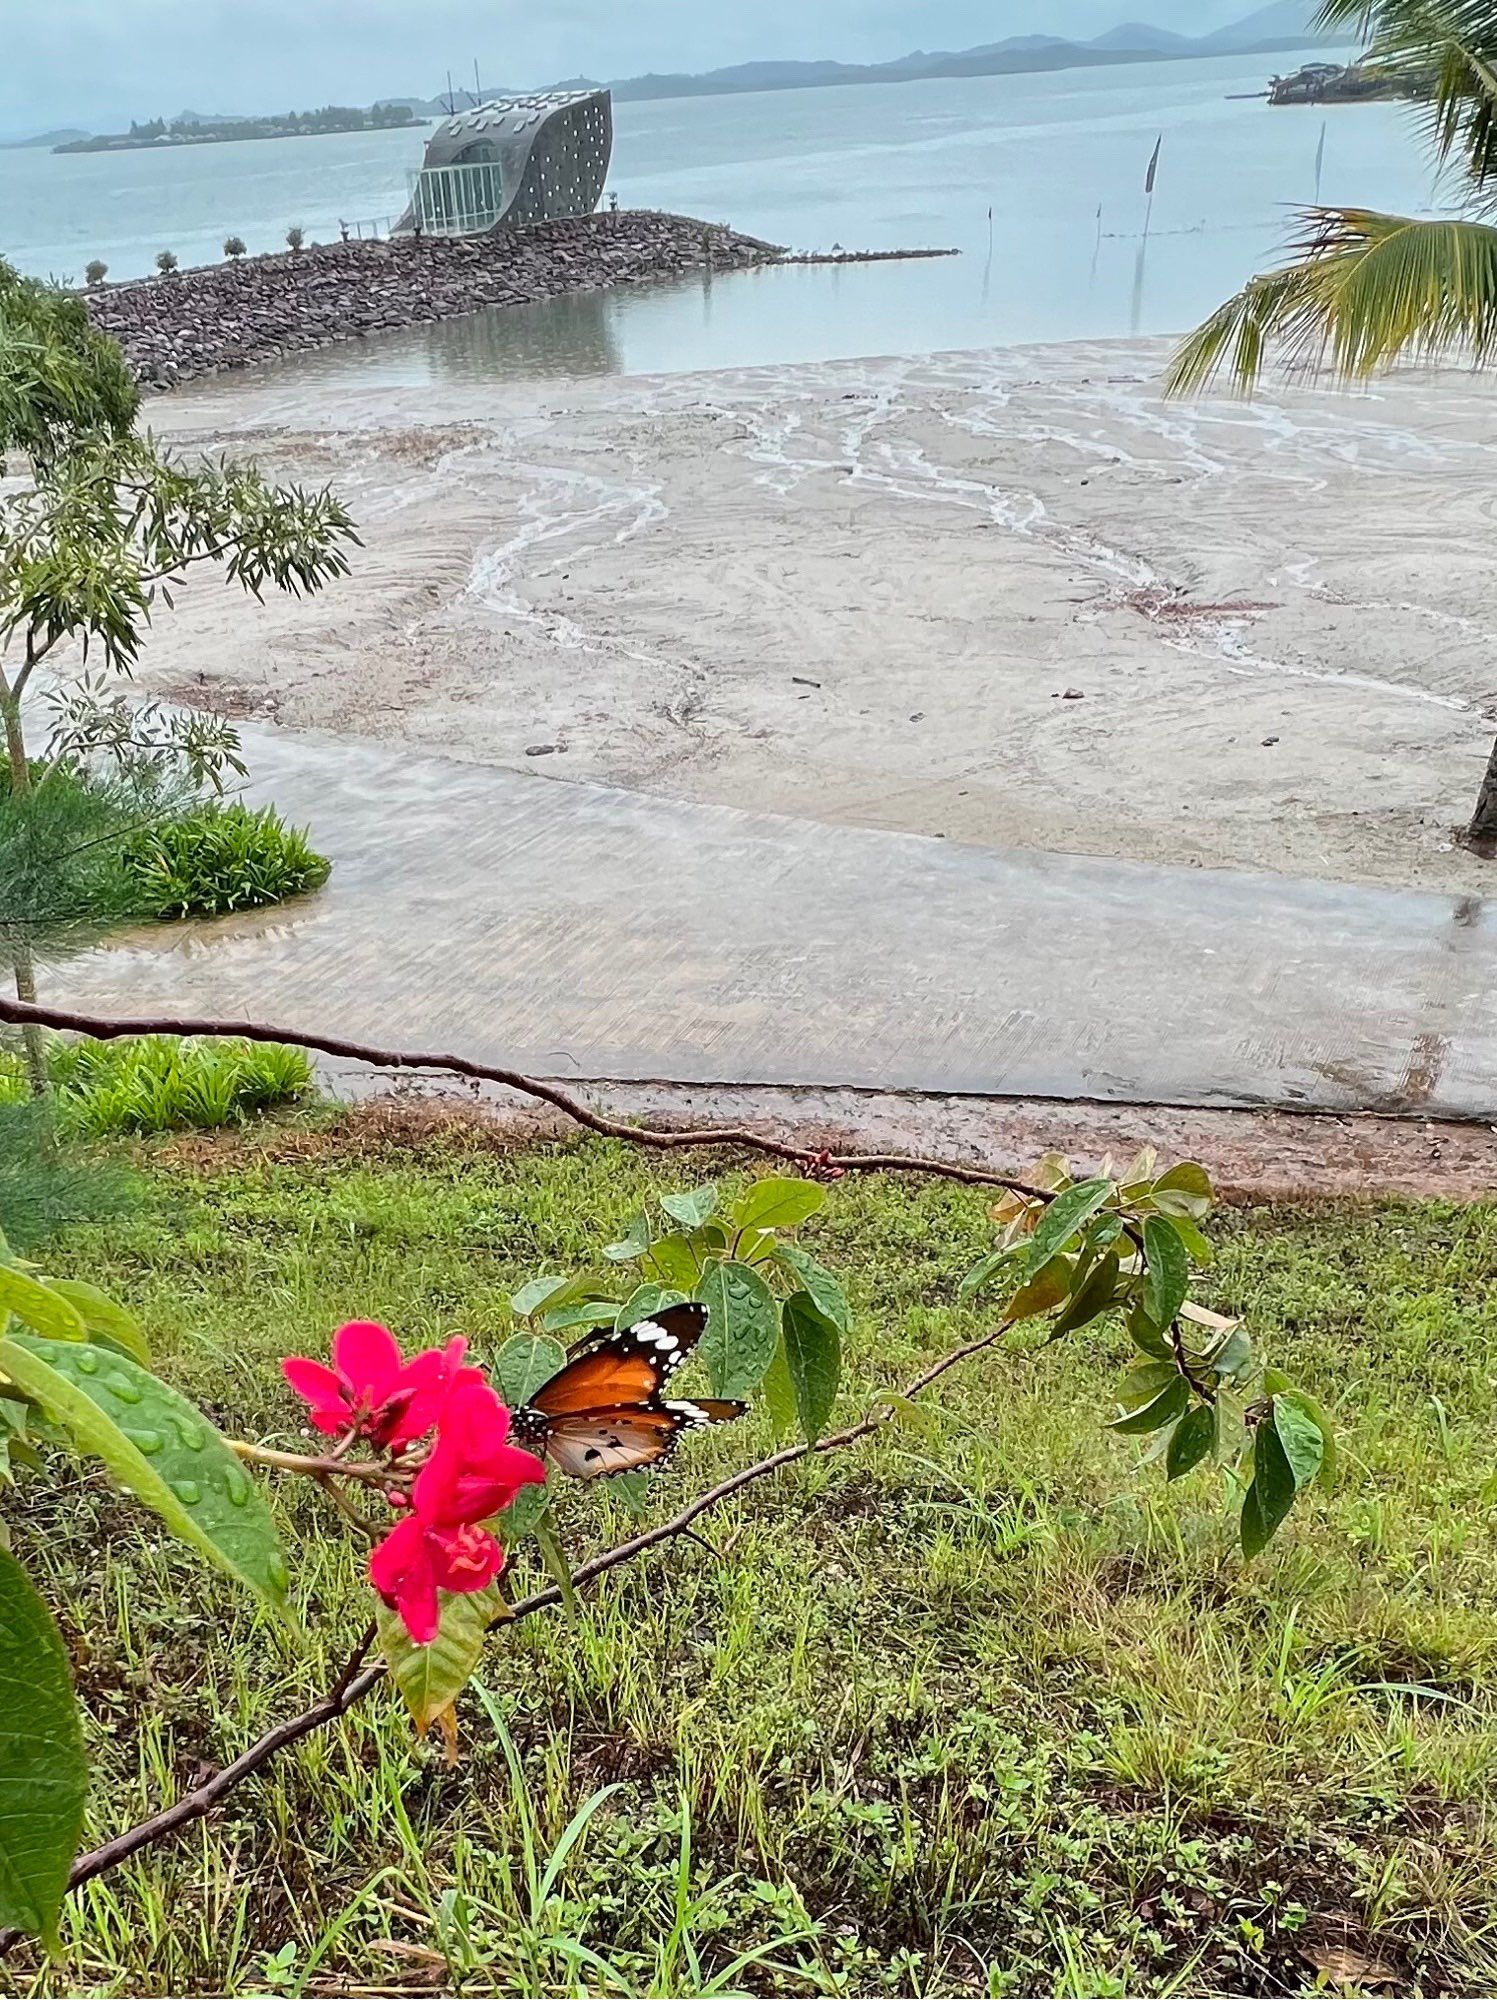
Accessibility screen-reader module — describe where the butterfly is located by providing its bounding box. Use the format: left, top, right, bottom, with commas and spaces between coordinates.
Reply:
511, 1302, 746, 1481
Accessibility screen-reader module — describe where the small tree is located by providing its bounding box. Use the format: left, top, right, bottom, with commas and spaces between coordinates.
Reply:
83, 259, 108, 289
0, 275, 358, 1094
285, 224, 305, 253
154, 249, 179, 277
223, 235, 247, 260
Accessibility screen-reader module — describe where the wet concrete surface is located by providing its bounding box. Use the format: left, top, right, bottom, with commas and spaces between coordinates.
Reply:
51, 726, 1497, 1120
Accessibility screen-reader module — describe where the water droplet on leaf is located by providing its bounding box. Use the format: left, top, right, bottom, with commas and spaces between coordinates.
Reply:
172, 1478, 202, 1505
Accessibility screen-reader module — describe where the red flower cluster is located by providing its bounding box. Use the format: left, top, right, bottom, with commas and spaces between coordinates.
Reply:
284, 1323, 546, 1645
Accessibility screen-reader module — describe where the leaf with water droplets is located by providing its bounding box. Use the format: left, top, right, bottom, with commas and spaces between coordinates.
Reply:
0, 1335, 295, 1630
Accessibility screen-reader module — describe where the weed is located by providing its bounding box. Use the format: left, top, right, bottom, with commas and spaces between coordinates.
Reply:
0, 1036, 314, 1138
123, 802, 330, 920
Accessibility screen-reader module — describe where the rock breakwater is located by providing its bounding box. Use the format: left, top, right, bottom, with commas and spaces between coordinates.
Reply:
85, 212, 785, 387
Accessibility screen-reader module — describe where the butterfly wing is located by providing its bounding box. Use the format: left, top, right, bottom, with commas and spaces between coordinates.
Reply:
530, 1306, 706, 1417
538, 1396, 749, 1481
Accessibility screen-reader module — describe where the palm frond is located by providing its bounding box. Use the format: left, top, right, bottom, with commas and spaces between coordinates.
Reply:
1317, 0, 1497, 195
1165, 207, 1497, 393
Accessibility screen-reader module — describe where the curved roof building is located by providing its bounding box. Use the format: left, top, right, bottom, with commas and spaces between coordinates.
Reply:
397, 88, 613, 238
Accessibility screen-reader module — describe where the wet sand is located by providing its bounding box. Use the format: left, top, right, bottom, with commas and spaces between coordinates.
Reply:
139, 336, 1497, 894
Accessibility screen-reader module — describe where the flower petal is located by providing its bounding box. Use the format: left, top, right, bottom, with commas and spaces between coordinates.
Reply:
331, 1320, 403, 1400
369, 1514, 441, 1645
282, 1356, 350, 1433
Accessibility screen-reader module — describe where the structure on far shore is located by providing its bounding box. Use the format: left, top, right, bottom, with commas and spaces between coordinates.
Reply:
1269, 61, 1428, 105
394, 89, 613, 237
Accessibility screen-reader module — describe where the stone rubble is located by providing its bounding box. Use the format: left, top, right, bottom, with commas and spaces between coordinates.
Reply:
84, 211, 785, 388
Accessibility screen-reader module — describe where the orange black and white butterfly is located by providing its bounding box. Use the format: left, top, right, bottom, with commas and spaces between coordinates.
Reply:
511, 1302, 746, 1481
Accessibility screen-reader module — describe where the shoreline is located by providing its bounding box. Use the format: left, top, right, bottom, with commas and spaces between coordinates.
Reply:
131, 337, 1497, 902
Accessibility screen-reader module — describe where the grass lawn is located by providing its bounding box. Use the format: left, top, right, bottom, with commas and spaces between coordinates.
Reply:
6, 1122, 1497, 1997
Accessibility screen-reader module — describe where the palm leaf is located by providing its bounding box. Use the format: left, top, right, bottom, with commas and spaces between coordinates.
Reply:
1317, 0, 1497, 194
1166, 208, 1497, 392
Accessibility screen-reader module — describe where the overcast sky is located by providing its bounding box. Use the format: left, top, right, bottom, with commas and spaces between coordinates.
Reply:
4, 1, 1271, 134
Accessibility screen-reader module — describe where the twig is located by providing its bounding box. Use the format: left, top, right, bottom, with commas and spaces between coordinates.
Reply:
0, 993, 1050, 1198
229, 1440, 393, 1487
0, 1316, 1011, 1958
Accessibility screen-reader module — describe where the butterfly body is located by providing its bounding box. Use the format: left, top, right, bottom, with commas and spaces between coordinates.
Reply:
513, 1303, 745, 1481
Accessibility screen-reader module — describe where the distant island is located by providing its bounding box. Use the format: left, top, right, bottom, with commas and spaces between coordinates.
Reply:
56, 104, 424, 154
22, 3, 1346, 152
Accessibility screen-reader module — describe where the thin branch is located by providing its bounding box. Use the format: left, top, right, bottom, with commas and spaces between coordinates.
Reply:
0, 993, 1051, 1200
0, 1316, 1012, 1958
229, 1440, 393, 1487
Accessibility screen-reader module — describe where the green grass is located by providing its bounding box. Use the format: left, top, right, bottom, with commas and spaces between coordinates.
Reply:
0, 1036, 314, 1137
123, 802, 331, 920
6, 1129, 1497, 1996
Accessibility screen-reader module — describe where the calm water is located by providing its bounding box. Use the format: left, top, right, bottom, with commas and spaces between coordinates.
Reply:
0, 48, 1432, 378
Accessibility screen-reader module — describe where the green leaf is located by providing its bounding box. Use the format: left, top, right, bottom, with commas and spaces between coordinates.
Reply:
698, 1261, 780, 1400
1051, 1251, 1122, 1337
1166, 1404, 1217, 1481
773, 1244, 851, 1333
496, 1483, 551, 1543
959, 1246, 1023, 1301
1116, 1360, 1180, 1409
608, 1471, 651, 1521
732, 1178, 825, 1233
616, 1285, 689, 1332
508, 1275, 569, 1320
1159, 1213, 1214, 1265
1271, 1385, 1339, 1491
39, 1279, 150, 1367
0, 1335, 293, 1625
0, 1546, 88, 1952
533, 1511, 578, 1620
761, 1338, 797, 1444
1142, 1216, 1191, 1331
494, 1333, 567, 1407
660, 1184, 718, 1230
1241, 1420, 1298, 1558
1002, 1256, 1075, 1325
644, 1234, 701, 1291
782, 1294, 841, 1444
1272, 1396, 1326, 1493
1027, 1180, 1116, 1270
603, 1213, 652, 1263
1152, 1162, 1214, 1219
376, 1582, 506, 1732
1127, 1303, 1175, 1362
0, 1267, 85, 1345
1107, 1377, 1191, 1436
539, 1300, 619, 1336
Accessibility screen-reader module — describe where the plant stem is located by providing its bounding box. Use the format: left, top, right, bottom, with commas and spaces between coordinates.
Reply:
0, 674, 50, 1099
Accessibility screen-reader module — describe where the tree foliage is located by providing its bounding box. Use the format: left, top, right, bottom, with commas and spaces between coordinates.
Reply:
0, 260, 136, 470
1169, 0, 1497, 392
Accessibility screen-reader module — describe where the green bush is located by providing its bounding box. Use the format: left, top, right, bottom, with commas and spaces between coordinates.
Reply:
123, 802, 331, 919
0, 1036, 315, 1137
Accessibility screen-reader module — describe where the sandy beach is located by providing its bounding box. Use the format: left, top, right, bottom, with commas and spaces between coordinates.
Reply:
137, 336, 1497, 895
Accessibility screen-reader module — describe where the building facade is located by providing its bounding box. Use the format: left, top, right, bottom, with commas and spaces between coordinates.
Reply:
396, 88, 613, 238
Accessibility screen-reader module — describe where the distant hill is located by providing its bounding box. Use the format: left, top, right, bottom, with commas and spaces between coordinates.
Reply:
1, 127, 88, 148
17, 6, 1345, 150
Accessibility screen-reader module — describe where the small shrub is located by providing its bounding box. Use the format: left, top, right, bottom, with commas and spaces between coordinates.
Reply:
84, 258, 108, 287
123, 801, 331, 919
285, 225, 305, 252
155, 249, 179, 276
223, 235, 247, 260
0, 1035, 315, 1137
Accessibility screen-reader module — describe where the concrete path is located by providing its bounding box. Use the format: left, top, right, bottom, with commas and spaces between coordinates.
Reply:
51, 727, 1497, 1119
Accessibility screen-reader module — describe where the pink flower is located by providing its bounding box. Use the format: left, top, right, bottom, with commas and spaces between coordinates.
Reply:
411, 1375, 546, 1527
369, 1375, 546, 1644
283, 1322, 476, 1451
368, 1513, 505, 1645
